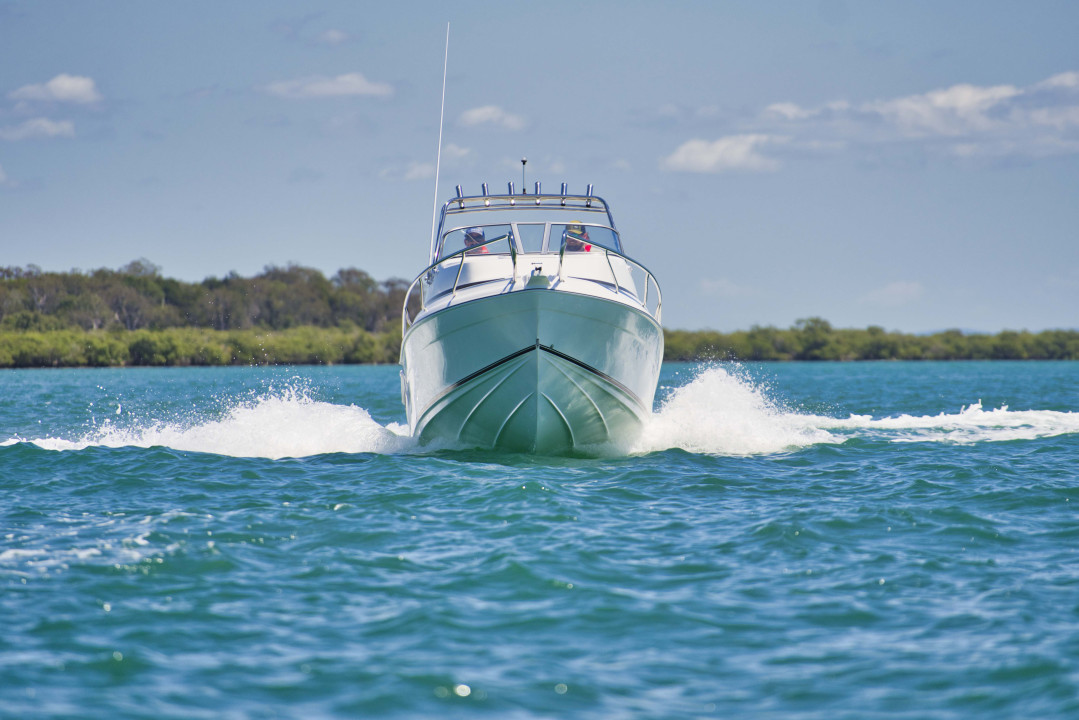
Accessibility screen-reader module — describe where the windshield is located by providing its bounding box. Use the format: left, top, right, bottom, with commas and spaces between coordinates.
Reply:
552, 223, 620, 253
437, 221, 623, 260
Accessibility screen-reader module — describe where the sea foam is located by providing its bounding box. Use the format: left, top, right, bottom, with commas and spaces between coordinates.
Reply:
15, 386, 413, 459
6, 366, 1078, 458
636, 365, 1079, 454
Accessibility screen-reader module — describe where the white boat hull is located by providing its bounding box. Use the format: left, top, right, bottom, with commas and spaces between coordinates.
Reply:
401, 289, 663, 453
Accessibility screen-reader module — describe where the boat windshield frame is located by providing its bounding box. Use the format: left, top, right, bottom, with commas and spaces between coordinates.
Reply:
432, 193, 618, 263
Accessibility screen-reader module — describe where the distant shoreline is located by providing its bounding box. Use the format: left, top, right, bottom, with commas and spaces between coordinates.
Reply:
1, 323, 1077, 368
2, 264, 1076, 366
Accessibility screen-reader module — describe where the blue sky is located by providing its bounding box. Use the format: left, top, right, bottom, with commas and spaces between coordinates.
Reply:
1, 0, 1076, 332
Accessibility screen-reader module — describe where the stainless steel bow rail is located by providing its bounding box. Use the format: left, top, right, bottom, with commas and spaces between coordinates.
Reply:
401, 235, 663, 334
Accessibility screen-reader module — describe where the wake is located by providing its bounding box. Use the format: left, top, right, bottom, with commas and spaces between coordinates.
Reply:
4, 368, 1077, 458
7, 387, 414, 460
635, 366, 1079, 455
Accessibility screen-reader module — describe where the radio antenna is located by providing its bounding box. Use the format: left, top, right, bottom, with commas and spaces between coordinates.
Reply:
429, 23, 450, 262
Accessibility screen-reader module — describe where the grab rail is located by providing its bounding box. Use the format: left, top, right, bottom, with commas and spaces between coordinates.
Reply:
402, 237, 662, 334
556, 241, 663, 324
402, 234, 513, 332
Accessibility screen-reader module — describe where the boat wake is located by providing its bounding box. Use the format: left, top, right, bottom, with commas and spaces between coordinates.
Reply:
4, 367, 1077, 458
633, 367, 836, 455
7, 387, 415, 460
634, 366, 1079, 455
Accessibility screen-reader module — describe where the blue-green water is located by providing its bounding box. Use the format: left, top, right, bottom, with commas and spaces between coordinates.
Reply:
2, 362, 1078, 719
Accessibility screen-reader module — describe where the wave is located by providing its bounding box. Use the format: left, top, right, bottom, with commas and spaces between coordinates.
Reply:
634, 366, 1079, 455
632, 366, 836, 455
4, 367, 1077, 458
5, 386, 414, 459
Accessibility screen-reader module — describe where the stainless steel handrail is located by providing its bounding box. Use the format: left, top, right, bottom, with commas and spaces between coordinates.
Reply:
402, 234, 513, 333
555, 241, 663, 324
403, 234, 663, 334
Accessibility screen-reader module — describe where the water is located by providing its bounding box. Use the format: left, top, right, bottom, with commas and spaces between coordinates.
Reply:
2, 361, 1078, 719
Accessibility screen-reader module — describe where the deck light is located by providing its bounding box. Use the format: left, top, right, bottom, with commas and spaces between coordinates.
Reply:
482, 182, 490, 206
508, 181, 515, 205
535, 182, 541, 204
560, 182, 568, 206
586, 184, 593, 207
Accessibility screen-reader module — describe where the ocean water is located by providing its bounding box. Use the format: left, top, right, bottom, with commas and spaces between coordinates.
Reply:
2, 361, 1078, 719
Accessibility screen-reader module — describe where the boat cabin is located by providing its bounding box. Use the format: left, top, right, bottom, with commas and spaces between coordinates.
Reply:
402, 185, 662, 330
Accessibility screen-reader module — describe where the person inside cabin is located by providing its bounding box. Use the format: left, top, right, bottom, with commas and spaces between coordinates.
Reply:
463, 227, 489, 255
563, 222, 592, 252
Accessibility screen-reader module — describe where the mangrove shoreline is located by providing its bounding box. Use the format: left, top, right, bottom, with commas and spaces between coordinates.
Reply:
1, 322, 1077, 368
1, 262, 1075, 367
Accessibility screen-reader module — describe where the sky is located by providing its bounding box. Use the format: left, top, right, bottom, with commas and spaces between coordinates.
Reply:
0, 0, 1076, 332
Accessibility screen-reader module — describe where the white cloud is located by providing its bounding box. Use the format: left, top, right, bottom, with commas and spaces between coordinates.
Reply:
1028, 106, 1079, 131
864, 83, 1022, 137
765, 102, 816, 121
661, 134, 786, 173
1035, 71, 1079, 90
861, 281, 924, 307
265, 72, 392, 99
731, 69, 1079, 164
9, 74, 102, 104
403, 162, 434, 180
0, 117, 75, 141
458, 105, 525, 130
387, 144, 470, 183
443, 143, 470, 160
0, 162, 8, 185
317, 29, 349, 45
657, 103, 682, 119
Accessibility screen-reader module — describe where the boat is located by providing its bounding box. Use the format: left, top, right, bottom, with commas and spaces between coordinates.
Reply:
399, 182, 663, 453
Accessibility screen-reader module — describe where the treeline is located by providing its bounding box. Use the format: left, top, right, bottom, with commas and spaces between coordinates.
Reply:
0, 326, 399, 368
0, 260, 413, 333
3, 318, 1075, 369
665, 318, 1079, 361
1, 264, 1076, 366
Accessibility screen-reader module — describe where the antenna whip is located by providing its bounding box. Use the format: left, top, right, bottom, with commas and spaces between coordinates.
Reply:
429, 23, 450, 262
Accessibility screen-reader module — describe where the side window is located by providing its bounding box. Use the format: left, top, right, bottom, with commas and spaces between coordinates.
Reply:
440, 229, 469, 258
584, 227, 621, 253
